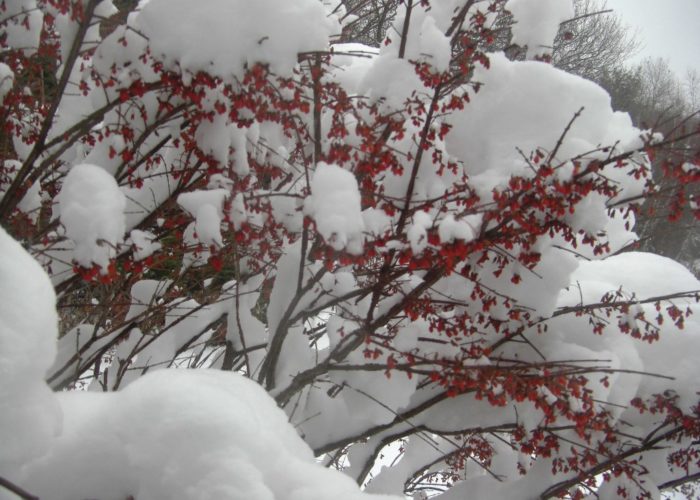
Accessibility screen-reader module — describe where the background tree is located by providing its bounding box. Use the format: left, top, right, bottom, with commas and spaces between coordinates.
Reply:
597, 57, 700, 272
550, 0, 639, 82
340, 0, 402, 46
339, 0, 640, 81
1, 1, 700, 499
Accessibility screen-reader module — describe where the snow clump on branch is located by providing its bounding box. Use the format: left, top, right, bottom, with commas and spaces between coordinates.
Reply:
57, 164, 127, 271
137, 0, 339, 81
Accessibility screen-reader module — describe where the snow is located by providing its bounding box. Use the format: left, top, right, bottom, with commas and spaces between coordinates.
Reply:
379, 0, 457, 72
360, 55, 424, 113
367, 437, 448, 495
415, 16, 452, 72
194, 115, 233, 166
305, 162, 365, 255
271, 194, 305, 233
230, 192, 249, 231
16, 178, 42, 223
0, 63, 13, 105
554, 252, 700, 411
447, 52, 645, 203
22, 369, 403, 500
0, 226, 61, 477
43, 1, 114, 67
129, 229, 162, 261
0, 0, 43, 55
196, 203, 225, 248
0, 229, 57, 379
0, 228, 400, 500
407, 211, 433, 254
57, 163, 126, 270
506, 0, 575, 59
1, 160, 42, 222
227, 275, 268, 375
437, 214, 481, 245
3, 0, 699, 497
362, 208, 392, 237
137, 0, 338, 80
177, 189, 230, 248
265, 241, 316, 386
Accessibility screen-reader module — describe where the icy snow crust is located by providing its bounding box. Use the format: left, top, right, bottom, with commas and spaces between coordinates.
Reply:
0, 228, 399, 500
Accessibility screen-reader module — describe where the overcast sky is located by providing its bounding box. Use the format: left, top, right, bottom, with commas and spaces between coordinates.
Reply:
605, 0, 700, 77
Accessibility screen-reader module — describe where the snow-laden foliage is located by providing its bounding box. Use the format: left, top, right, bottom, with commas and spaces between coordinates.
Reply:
0, 227, 400, 500
1, 0, 699, 499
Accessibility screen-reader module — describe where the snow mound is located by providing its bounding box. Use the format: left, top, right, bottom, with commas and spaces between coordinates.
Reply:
0, 229, 398, 500
25, 371, 403, 500
0, 226, 61, 475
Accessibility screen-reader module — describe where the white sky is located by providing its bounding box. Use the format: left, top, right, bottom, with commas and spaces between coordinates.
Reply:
605, 0, 700, 77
